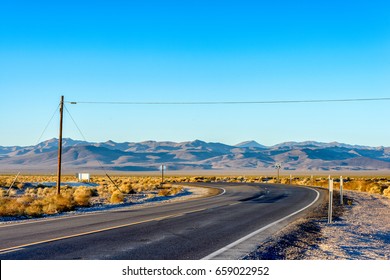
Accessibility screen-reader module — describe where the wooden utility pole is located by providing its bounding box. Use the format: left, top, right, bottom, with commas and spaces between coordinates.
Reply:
57, 95, 64, 195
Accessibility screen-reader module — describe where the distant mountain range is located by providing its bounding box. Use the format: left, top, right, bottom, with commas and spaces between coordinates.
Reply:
1, 138, 390, 173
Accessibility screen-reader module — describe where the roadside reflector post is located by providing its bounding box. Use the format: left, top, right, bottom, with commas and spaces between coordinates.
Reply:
340, 176, 343, 205
328, 179, 334, 223
289, 174, 292, 185
160, 164, 166, 186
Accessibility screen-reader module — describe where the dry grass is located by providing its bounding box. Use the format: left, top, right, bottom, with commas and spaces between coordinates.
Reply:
1, 174, 389, 218
290, 176, 390, 198
110, 190, 124, 204
0, 175, 186, 217
73, 187, 93, 206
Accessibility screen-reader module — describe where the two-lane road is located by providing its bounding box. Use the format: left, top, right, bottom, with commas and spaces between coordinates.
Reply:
0, 183, 321, 259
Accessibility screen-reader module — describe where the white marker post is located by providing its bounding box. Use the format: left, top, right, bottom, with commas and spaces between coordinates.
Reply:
340, 176, 343, 205
160, 164, 166, 185
328, 179, 334, 223
289, 174, 292, 185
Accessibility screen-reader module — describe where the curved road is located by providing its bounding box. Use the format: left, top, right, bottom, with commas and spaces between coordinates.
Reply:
0, 183, 322, 260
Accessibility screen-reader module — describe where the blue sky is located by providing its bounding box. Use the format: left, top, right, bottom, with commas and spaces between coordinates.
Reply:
1, 0, 389, 147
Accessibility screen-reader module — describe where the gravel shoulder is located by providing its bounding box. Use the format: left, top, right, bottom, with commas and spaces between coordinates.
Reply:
244, 189, 390, 260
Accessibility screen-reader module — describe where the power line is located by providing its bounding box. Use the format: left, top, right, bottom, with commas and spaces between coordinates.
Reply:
66, 97, 390, 105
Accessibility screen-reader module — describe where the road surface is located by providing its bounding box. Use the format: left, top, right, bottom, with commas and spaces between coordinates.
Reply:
0, 183, 322, 260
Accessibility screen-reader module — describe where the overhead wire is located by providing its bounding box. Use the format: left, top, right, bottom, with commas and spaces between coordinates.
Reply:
66, 97, 390, 105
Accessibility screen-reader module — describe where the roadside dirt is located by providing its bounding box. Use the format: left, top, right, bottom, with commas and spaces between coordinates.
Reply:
244, 190, 390, 260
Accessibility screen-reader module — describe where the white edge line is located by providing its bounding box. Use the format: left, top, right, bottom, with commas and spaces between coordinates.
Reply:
0, 248, 24, 255
0, 198, 224, 254
201, 187, 320, 260
216, 188, 226, 197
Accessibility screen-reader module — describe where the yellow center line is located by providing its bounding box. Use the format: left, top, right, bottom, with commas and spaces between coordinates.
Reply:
0, 213, 179, 254
229, 202, 242, 206
0, 212, 106, 228
0, 206, 214, 254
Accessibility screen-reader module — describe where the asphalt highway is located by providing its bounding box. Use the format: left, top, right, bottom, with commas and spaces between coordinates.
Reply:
0, 183, 322, 260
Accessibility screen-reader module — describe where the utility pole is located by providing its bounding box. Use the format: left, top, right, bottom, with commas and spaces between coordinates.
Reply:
57, 95, 64, 195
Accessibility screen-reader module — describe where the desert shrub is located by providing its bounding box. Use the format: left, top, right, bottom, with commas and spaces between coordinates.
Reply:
25, 201, 44, 217
169, 186, 183, 195
0, 179, 7, 187
0, 198, 24, 216
15, 182, 26, 189
133, 183, 148, 193
158, 189, 171, 196
299, 178, 311, 185
358, 181, 370, 192
343, 180, 367, 192
73, 187, 92, 206
0, 188, 6, 197
368, 185, 382, 194
280, 178, 289, 184
39, 193, 73, 214
97, 185, 110, 199
383, 187, 390, 198
16, 196, 34, 206
160, 183, 172, 188
24, 188, 37, 197
119, 183, 135, 194
42, 202, 58, 215
157, 186, 183, 196
110, 190, 124, 204
36, 187, 44, 197
42, 187, 54, 196
7, 189, 17, 197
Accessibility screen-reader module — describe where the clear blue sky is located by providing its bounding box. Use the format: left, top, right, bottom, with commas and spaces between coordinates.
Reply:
1, 0, 389, 147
